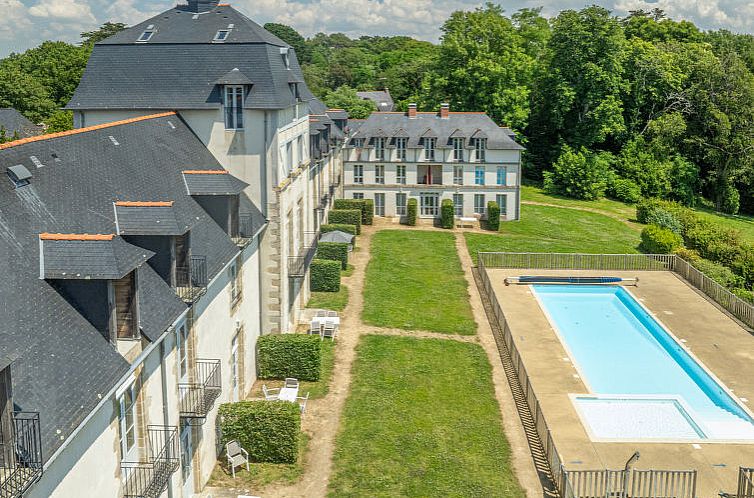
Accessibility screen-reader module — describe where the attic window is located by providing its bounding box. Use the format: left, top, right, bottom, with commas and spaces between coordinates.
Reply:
214, 30, 229, 41
280, 47, 290, 69
137, 30, 154, 42
7, 165, 32, 188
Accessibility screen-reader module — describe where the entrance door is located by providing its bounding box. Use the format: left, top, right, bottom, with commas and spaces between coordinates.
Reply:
181, 424, 194, 497
420, 193, 439, 217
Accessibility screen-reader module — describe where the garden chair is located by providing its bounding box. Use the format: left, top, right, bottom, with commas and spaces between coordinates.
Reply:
322, 322, 337, 341
297, 392, 310, 415
225, 440, 249, 478
262, 384, 280, 401
284, 377, 299, 389
326, 310, 338, 318
315, 310, 328, 317
309, 320, 321, 335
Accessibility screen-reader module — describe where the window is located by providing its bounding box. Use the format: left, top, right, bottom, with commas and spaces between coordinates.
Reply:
214, 30, 229, 41
353, 165, 363, 184
374, 193, 385, 216
280, 47, 291, 69
396, 193, 407, 215
176, 323, 190, 379
423, 137, 436, 161
452, 138, 464, 161
474, 194, 486, 215
352, 137, 365, 148
453, 193, 464, 216
118, 383, 137, 459
453, 165, 463, 185
496, 194, 508, 217
224, 86, 244, 130
137, 30, 154, 42
475, 166, 485, 186
297, 136, 303, 165
229, 257, 242, 307
395, 137, 407, 160
374, 137, 386, 161
475, 138, 487, 162
113, 271, 138, 340
497, 166, 507, 186
396, 165, 406, 184
352, 193, 364, 199
375, 165, 384, 184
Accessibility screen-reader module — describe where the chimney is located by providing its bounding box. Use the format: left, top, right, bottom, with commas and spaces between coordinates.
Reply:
440, 103, 450, 119
187, 0, 219, 13
408, 103, 417, 119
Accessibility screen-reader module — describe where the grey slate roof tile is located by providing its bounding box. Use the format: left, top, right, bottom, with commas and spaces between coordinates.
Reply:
0, 108, 43, 138
40, 236, 154, 279
114, 203, 193, 236
183, 171, 248, 196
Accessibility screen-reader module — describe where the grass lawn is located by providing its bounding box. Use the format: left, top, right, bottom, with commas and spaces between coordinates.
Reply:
307, 287, 349, 311
329, 335, 524, 498
362, 230, 476, 335
466, 204, 641, 263
249, 339, 335, 399
696, 208, 754, 243
522, 184, 636, 220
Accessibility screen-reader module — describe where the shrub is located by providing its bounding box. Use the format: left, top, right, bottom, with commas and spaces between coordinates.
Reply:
692, 258, 746, 289
328, 209, 361, 234
406, 198, 417, 226
543, 145, 609, 200
310, 259, 341, 292
640, 225, 683, 254
257, 333, 322, 381
721, 183, 740, 215
333, 199, 372, 225
645, 209, 682, 235
317, 241, 349, 269
636, 198, 664, 224
732, 288, 754, 303
321, 223, 357, 236
363, 199, 374, 225
440, 199, 454, 229
486, 201, 500, 231
608, 177, 642, 204
219, 401, 300, 464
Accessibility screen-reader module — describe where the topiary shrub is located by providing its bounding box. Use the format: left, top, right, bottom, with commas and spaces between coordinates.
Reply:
328, 209, 361, 234
363, 199, 374, 225
257, 334, 322, 381
310, 259, 341, 292
316, 241, 349, 269
440, 199, 454, 229
333, 199, 372, 225
320, 224, 357, 236
640, 225, 683, 254
219, 401, 300, 464
406, 198, 417, 226
486, 201, 500, 231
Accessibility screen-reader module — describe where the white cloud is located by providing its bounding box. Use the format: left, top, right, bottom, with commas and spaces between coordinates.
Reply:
104, 0, 167, 25
28, 0, 96, 22
612, 0, 745, 29
0, 0, 31, 39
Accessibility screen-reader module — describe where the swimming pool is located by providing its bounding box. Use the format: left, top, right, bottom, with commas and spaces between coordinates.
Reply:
532, 285, 754, 441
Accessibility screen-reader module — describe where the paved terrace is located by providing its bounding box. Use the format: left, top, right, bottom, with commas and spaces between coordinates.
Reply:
484, 268, 754, 497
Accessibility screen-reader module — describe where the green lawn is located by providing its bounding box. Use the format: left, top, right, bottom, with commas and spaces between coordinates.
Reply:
696, 209, 754, 243
466, 204, 642, 263
362, 230, 476, 334
329, 335, 524, 498
307, 287, 349, 311
522, 184, 636, 219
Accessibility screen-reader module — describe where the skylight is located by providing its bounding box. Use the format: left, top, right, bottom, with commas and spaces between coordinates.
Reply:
214, 30, 230, 41
7, 165, 32, 188
137, 30, 154, 42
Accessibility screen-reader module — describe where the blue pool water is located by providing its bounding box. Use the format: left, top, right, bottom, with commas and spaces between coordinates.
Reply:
533, 285, 754, 440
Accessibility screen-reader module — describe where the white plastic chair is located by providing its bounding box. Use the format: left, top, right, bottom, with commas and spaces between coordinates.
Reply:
297, 392, 310, 415
322, 322, 337, 341
225, 440, 249, 478
315, 310, 328, 317
309, 320, 321, 335
326, 310, 338, 318
262, 384, 280, 401
284, 377, 299, 389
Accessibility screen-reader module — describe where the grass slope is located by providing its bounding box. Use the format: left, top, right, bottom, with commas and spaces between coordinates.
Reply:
329, 335, 524, 498
362, 230, 475, 335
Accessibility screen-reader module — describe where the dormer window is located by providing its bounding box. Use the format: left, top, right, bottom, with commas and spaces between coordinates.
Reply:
423, 137, 436, 162
280, 47, 291, 69
224, 86, 244, 130
395, 137, 407, 160
352, 138, 365, 148
137, 30, 154, 42
474, 138, 487, 162
374, 137, 385, 161
214, 30, 229, 42
452, 138, 464, 162
113, 271, 138, 340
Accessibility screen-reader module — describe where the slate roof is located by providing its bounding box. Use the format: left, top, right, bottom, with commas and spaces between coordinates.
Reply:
40, 235, 154, 279
0, 112, 259, 460
0, 108, 43, 139
183, 170, 248, 196
356, 90, 394, 111
114, 202, 194, 236
67, 5, 313, 111
347, 112, 524, 151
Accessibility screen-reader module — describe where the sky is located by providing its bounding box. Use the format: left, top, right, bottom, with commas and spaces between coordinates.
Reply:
0, 0, 753, 57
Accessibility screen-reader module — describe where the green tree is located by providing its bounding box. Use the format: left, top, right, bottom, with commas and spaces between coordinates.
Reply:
81, 22, 128, 45
44, 110, 74, 133
544, 145, 610, 200
323, 86, 375, 119
264, 23, 311, 64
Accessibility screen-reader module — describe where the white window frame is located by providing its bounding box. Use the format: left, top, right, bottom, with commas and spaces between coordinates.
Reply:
214, 30, 230, 42
396, 193, 407, 215
352, 193, 364, 199
452, 138, 464, 161
496, 194, 508, 216
229, 257, 241, 306
118, 382, 137, 461
474, 194, 486, 215
396, 165, 406, 185
423, 137, 436, 162
475, 166, 485, 186
453, 193, 464, 216
395, 137, 407, 161
374, 193, 385, 216
475, 138, 487, 162
176, 323, 190, 380
137, 31, 154, 42
353, 164, 363, 184
223, 86, 244, 130
453, 165, 463, 185
496, 166, 507, 186
374, 137, 386, 161
375, 165, 385, 184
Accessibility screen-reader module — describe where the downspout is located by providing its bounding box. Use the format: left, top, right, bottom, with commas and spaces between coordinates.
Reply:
260, 110, 270, 337
159, 339, 174, 498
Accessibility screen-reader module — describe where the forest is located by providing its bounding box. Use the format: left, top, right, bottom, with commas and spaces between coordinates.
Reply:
2, 5, 754, 214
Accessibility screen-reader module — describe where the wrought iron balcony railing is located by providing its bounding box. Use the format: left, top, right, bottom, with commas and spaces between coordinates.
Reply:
122, 426, 179, 498
0, 412, 43, 498
288, 232, 319, 278
178, 359, 221, 422
175, 255, 208, 303
233, 213, 259, 248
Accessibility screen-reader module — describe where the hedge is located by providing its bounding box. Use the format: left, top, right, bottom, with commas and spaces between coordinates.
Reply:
321, 223, 357, 236
257, 333, 322, 381
219, 401, 300, 464
317, 241, 349, 269
440, 199, 454, 229
363, 199, 374, 225
311, 258, 341, 292
333, 199, 372, 225
487, 201, 500, 231
640, 225, 683, 254
328, 209, 361, 234
675, 248, 746, 289
406, 198, 417, 226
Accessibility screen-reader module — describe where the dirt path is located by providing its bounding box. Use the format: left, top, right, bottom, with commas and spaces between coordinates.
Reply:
522, 200, 641, 231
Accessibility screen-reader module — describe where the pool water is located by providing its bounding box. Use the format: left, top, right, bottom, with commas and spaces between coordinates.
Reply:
532, 285, 754, 441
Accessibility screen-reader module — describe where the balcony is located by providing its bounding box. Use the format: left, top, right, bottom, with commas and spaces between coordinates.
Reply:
122, 426, 179, 498
233, 213, 259, 248
288, 232, 319, 278
0, 412, 43, 498
175, 255, 208, 303
178, 359, 221, 422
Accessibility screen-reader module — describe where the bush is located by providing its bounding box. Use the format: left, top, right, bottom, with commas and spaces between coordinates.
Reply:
317, 241, 349, 269
608, 177, 642, 204
732, 288, 754, 303
636, 198, 663, 224
543, 145, 609, 200
257, 333, 322, 381
486, 201, 500, 231
328, 209, 361, 234
406, 198, 417, 226
720, 183, 740, 215
363, 199, 374, 225
310, 259, 341, 292
219, 401, 300, 464
693, 258, 746, 289
321, 223, 357, 236
640, 225, 683, 254
440, 199, 454, 229
333, 199, 373, 225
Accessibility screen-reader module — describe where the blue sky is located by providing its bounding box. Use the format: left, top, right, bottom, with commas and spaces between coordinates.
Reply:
1, 0, 753, 57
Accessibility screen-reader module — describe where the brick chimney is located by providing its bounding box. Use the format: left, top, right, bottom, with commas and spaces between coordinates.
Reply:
440, 103, 450, 119
407, 103, 417, 119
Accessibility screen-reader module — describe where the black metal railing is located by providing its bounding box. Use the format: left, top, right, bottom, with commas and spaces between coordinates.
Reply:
178, 359, 221, 421
288, 232, 319, 278
175, 255, 208, 302
0, 412, 43, 498
122, 425, 179, 498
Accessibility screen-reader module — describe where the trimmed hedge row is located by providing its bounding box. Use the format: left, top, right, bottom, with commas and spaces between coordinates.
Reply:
321, 223, 357, 236
329, 209, 361, 234
333, 198, 373, 225
406, 198, 418, 226
311, 258, 341, 292
317, 241, 349, 269
440, 199, 454, 229
487, 201, 501, 231
219, 401, 300, 464
640, 224, 683, 254
257, 333, 322, 381
363, 199, 374, 225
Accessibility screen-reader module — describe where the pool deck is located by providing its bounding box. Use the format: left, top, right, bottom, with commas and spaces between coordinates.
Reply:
485, 268, 754, 497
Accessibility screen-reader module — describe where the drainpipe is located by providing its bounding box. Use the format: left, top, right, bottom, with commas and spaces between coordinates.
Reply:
260, 110, 270, 337
159, 339, 174, 498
